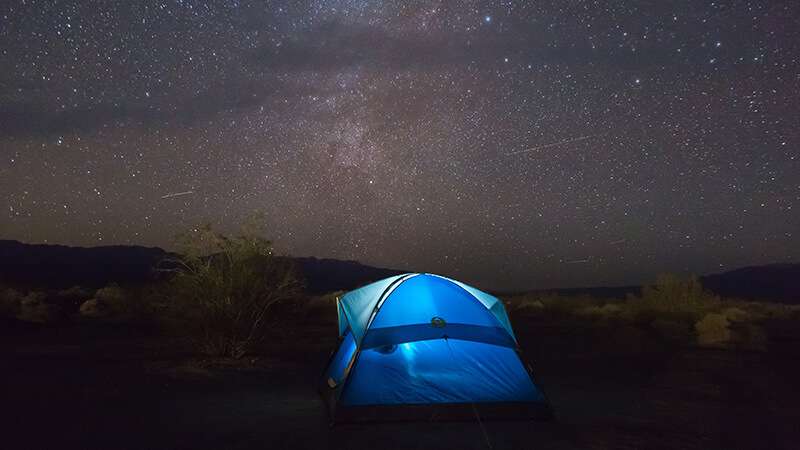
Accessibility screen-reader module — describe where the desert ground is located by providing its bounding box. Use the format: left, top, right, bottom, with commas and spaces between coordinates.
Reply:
3, 309, 799, 450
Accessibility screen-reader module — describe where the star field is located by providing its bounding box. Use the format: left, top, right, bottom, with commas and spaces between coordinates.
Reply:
1, 1, 798, 289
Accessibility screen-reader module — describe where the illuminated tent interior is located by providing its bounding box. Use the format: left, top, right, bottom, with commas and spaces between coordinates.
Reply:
320, 273, 552, 422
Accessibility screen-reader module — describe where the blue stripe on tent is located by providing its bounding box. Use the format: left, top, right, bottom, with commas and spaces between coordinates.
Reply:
341, 338, 544, 406
361, 323, 515, 349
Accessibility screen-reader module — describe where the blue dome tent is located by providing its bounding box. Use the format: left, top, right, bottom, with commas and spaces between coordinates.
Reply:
320, 273, 552, 422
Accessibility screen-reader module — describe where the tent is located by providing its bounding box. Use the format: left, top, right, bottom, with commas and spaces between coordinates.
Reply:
319, 273, 552, 422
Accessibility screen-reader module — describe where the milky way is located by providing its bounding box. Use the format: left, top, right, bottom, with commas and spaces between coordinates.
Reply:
2, 1, 798, 289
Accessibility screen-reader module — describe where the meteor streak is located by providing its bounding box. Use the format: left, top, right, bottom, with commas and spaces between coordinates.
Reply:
508, 134, 597, 156
565, 258, 591, 264
160, 191, 194, 199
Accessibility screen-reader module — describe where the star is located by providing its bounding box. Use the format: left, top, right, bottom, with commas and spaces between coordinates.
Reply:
0, 0, 797, 290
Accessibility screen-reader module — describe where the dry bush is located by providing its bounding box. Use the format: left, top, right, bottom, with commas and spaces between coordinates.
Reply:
508, 295, 546, 312
97, 283, 139, 318
510, 293, 604, 319
0, 287, 24, 318
722, 307, 750, 323
302, 291, 342, 322
577, 303, 623, 319
757, 302, 799, 320
626, 274, 720, 324
164, 220, 302, 358
79, 298, 104, 317
17, 291, 54, 323
55, 286, 94, 314
95, 283, 126, 306
77, 283, 142, 319
503, 275, 792, 352
695, 313, 731, 347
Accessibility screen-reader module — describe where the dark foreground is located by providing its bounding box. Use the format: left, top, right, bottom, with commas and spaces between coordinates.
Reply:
2, 316, 799, 450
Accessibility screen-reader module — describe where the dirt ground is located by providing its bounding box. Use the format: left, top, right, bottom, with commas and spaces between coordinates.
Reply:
2, 315, 799, 450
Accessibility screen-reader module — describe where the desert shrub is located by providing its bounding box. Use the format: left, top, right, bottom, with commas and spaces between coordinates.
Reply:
509, 296, 545, 312
554, 294, 602, 309
0, 287, 24, 317
57, 285, 93, 302
302, 291, 342, 321
17, 291, 54, 323
79, 298, 104, 317
759, 303, 799, 320
97, 283, 136, 317
627, 274, 720, 323
722, 307, 750, 323
58, 285, 94, 298
95, 283, 125, 305
76, 283, 135, 319
512, 293, 603, 318
523, 299, 545, 310
577, 303, 623, 319
51, 286, 94, 315
165, 220, 301, 358
695, 313, 731, 347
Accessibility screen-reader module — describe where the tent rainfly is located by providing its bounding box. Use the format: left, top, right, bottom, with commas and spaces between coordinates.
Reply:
319, 273, 552, 422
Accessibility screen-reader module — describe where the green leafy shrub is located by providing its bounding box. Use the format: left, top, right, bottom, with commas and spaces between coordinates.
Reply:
165, 220, 301, 358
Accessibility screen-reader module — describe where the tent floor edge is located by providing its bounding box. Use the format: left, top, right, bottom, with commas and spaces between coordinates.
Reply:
332, 401, 554, 424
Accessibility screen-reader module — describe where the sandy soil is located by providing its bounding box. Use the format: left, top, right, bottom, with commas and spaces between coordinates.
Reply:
2, 316, 799, 450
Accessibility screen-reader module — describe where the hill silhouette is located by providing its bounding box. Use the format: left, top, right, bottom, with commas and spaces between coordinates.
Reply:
0, 240, 797, 301
701, 263, 800, 303
0, 240, 402, 294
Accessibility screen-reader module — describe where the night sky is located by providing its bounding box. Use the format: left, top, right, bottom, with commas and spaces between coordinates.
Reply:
2, 1, 798, 290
